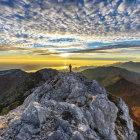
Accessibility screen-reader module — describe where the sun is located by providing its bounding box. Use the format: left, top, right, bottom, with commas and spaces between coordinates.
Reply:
63, 66, 67, 69
59, 53, 70, 58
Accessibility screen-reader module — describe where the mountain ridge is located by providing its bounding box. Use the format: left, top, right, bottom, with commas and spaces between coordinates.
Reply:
0, 72, 137, 140
82, 66, 140, 139
111, 61, 140, 73
82, 66, 140, 85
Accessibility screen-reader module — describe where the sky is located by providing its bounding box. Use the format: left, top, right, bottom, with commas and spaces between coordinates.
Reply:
0, 0, 140, 71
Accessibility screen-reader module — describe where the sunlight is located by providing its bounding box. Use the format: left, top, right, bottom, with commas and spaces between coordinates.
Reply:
63, 65, 67, 69
59, 53, 70, 58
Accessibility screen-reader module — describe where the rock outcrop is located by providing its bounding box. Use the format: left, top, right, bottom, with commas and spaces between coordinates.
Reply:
0, 72, 137, 140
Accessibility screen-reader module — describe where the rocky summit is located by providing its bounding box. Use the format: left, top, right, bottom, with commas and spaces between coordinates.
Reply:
0, 72, 137, 140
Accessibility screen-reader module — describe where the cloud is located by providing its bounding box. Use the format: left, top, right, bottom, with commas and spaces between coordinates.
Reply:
0, 44, 56, 55
0, 0, 140, 55
69, 57, 135, 61
70, 44, 140, 54
0, 44, 28, 51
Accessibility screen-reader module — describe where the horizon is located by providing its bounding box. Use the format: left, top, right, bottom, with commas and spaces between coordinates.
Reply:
0, 0, 140, 71
0, 60, 139, 72
0, 58, 119, 72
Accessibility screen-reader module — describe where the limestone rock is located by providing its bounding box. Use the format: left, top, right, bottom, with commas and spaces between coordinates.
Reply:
0, 72, 137, 140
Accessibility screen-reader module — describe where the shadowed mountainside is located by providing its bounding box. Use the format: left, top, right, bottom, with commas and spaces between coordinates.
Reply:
82, 66, 140, 85
82, 66, 140, 107
0, 69, 58, 115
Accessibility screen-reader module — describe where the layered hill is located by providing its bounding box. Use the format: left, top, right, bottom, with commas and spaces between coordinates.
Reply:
82, 66, 140, 106
72, 61, 140, 73
82, 66, 140, 85
0, 72, 137, 140
0, 69, 58, 115
112, 61, 140, 73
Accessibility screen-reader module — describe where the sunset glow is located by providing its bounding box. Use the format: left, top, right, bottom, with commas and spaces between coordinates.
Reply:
0, 0, 139, 71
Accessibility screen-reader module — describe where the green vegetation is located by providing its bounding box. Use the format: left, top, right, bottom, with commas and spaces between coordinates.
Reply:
1, 101, 20, 115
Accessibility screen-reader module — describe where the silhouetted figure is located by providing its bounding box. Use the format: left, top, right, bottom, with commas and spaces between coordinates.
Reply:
69, 64, 72, 72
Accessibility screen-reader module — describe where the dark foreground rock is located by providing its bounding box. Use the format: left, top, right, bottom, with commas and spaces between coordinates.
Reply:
0, 72, 137, 140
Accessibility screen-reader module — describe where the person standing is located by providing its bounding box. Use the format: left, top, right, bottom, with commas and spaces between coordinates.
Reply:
69, 64, 72, 72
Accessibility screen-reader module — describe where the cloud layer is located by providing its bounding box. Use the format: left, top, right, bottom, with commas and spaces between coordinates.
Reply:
0, 0, 140, 54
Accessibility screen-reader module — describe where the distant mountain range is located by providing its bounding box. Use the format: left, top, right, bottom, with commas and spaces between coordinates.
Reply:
82, 66, 140, 85
73, 61, 140, 73
111, 61, 140, 73
0, 69, 58, 115
82, 66, 140, 138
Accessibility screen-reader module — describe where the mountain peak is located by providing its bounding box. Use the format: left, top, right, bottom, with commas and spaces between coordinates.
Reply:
0, 72, 137, 140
